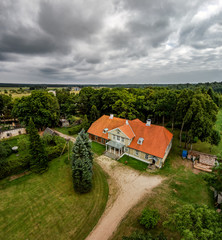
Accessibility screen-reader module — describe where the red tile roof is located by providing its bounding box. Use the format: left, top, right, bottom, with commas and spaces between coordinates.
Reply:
118, 124, 135, 139
87, 115, 125, 140
128, 119, 173, 158
87, 115, 173, 158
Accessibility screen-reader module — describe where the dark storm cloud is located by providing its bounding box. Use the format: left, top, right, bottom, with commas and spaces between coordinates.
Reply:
38, 1, 103, 41
40, 67, 59, 75
0, 32, 57, 55
0, 53, 9, 61
0, 0, 222, 84
85, 57, 101, 64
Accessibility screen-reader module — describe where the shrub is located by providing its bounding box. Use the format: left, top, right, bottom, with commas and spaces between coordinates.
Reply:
68, 115, 90, 135
0, 142, 12, 159
42, 134, 67, 160
17, 135, 29, 151
0, 154, 30, 179
163, 204, 222, 240
122, 231, 167, 240
68, 124, 82, 135
140, 208, 160, 229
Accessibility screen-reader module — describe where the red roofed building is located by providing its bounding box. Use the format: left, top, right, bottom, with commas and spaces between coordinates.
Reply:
87, 114, 173, 168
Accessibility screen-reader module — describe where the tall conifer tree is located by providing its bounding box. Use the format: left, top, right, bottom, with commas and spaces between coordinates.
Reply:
28, 118, 48, 173
71, 129, 93, 193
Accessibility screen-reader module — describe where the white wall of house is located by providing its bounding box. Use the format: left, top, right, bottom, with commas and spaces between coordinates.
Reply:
0, 128, 26, 139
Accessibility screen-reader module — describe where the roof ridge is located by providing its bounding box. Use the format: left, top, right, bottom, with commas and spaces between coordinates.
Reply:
128, 122, 136, 137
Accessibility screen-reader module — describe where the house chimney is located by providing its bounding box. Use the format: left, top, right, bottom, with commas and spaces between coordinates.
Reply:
146, 119, 151, 126
109, 114, 113, 119
126, 120, 129, 125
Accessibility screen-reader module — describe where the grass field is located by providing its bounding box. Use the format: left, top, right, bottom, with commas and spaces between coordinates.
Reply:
54, 127, 77, 137
91, 142, 106, 156
118, 155, 148, 171
0, 87, 31, 99
0, 153, 109, 240
111, 109, 222, 240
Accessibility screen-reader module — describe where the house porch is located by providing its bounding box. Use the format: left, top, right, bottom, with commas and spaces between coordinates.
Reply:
105, 141, 125, 158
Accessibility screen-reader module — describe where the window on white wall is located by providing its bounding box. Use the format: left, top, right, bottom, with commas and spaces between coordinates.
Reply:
145, 154, 148, 159
125, 147, 129, 152
135, 150, 139, 156
113, 135, 115, 140
117, 136, 120, 141
121, 137, 124, 142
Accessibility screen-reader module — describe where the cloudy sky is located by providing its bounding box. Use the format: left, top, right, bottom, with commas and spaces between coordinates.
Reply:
0, 0, 222, 84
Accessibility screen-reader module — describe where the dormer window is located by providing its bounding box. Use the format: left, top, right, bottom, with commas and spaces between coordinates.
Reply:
103, 128, 108, 133
137, 137, 144, 145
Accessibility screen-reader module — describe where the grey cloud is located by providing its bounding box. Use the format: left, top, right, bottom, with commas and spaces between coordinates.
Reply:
85, 57, 101, 64
179, 11, 222, 50
0, 32, 57, 55
0, 0, 222, 84
38, 1, 104, 41
40, 67, 59, 74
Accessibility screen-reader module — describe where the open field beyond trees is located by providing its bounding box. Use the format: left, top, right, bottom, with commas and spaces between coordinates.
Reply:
0, 153, 109, 240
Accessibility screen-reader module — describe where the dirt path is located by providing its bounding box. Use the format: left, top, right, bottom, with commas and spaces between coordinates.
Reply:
86, 155, 163, 240
52, 129, 76, 142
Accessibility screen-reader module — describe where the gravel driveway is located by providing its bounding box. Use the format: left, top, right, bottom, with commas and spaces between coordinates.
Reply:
86, 155, 163, 240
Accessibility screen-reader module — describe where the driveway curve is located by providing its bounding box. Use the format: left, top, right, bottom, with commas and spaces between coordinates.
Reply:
86, 155, 163, 240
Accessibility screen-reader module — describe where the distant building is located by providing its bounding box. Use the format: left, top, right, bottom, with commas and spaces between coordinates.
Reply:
72, 87, 81, 91
0, 128, 26, 139
87, 114, 173, 168
48, 90, 56, 96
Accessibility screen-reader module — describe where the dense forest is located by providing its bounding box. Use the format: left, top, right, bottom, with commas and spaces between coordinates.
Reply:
1, 86, 221, 149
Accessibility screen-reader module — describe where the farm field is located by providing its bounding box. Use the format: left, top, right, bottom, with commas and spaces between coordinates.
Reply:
0, 153, 109, 240
111, 109, 222, 240
0, 87, 31, 99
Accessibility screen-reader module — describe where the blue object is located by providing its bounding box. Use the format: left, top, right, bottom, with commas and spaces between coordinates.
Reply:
182, 150, 188, 158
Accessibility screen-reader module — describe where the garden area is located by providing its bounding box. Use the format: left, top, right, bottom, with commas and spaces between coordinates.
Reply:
0, 133, 68, 180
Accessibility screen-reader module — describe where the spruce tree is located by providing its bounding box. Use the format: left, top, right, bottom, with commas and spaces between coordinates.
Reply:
28, 118, 48, 173
79, 129, 93, 164
71, 130, 93, 193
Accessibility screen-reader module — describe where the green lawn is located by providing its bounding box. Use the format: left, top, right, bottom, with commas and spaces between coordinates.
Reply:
0, 153, 109, 240
118, 155, 148, 171
91, 142, 106, 156
54, 127, 77, 137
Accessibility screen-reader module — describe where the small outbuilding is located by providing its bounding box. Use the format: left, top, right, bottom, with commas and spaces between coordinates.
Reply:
59, 119, 69, 127
43, 127, 57, 136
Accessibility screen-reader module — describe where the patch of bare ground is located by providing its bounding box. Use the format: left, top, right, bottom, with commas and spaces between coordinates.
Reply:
172, 157, 200, 174
9, 171, 31, 181
86, 156, 163, 240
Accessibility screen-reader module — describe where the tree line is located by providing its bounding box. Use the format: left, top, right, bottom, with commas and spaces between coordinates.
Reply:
1, 86, 221, 149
